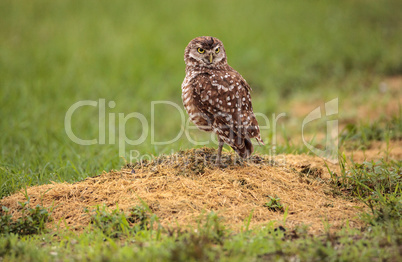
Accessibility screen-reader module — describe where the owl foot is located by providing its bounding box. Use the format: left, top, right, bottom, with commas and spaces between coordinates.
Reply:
215, 138, 225, 166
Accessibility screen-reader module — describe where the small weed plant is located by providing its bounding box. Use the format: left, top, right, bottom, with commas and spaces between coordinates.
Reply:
264, 195, 284, 212
0, 200, 51, 235
86, 204, 157, 238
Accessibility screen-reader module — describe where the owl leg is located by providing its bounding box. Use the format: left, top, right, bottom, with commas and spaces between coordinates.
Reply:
216, 137, 224, 165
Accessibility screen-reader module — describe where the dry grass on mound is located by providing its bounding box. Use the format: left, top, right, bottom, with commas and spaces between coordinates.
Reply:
1, 148, 365, 234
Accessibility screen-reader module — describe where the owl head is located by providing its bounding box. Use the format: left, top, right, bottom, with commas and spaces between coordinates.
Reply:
184, 36, 227, 68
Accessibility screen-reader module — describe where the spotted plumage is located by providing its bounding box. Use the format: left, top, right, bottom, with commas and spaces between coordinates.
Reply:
181, 36, 264, 163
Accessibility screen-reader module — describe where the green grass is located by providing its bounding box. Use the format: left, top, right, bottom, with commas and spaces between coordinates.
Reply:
1, 0, 402, 260
340, 113, 402, 150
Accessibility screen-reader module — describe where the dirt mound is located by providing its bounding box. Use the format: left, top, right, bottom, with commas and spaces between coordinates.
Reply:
1, 148, 365, 234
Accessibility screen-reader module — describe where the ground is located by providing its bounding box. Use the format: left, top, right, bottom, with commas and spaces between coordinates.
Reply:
1, 142, 400, 234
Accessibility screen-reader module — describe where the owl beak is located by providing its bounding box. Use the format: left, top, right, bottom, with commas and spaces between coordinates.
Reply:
209, 53, 213, 63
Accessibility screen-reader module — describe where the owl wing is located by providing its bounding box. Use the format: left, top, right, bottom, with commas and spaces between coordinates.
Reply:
191, 70, 263, 157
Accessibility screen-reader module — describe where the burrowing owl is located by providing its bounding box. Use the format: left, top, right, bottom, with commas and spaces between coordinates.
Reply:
182, 36, 264, 164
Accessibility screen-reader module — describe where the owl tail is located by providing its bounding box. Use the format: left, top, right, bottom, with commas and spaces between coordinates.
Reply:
233, 137, 253, 158
256, 136, 265, 146
215, 119, 254, 158
223, 135, 253, 158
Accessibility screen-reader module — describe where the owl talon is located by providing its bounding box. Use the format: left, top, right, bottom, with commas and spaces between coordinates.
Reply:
215, 158, 227, 168
215, 156, 222, 166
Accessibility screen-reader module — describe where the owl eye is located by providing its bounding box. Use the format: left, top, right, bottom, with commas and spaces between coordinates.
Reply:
197, 48, 205, 54
215, 47, 220, 54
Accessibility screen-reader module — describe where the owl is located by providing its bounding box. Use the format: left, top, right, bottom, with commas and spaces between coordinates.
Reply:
181, 36, 264, 164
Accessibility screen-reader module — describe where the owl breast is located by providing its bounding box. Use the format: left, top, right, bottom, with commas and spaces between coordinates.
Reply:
182, 72, 213, 132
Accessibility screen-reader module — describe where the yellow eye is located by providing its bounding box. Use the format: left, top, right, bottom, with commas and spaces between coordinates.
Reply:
197, 48, 205, 54
215, 47, 220, 54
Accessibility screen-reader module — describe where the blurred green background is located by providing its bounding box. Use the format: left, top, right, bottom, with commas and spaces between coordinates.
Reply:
1, 0, 401, 198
